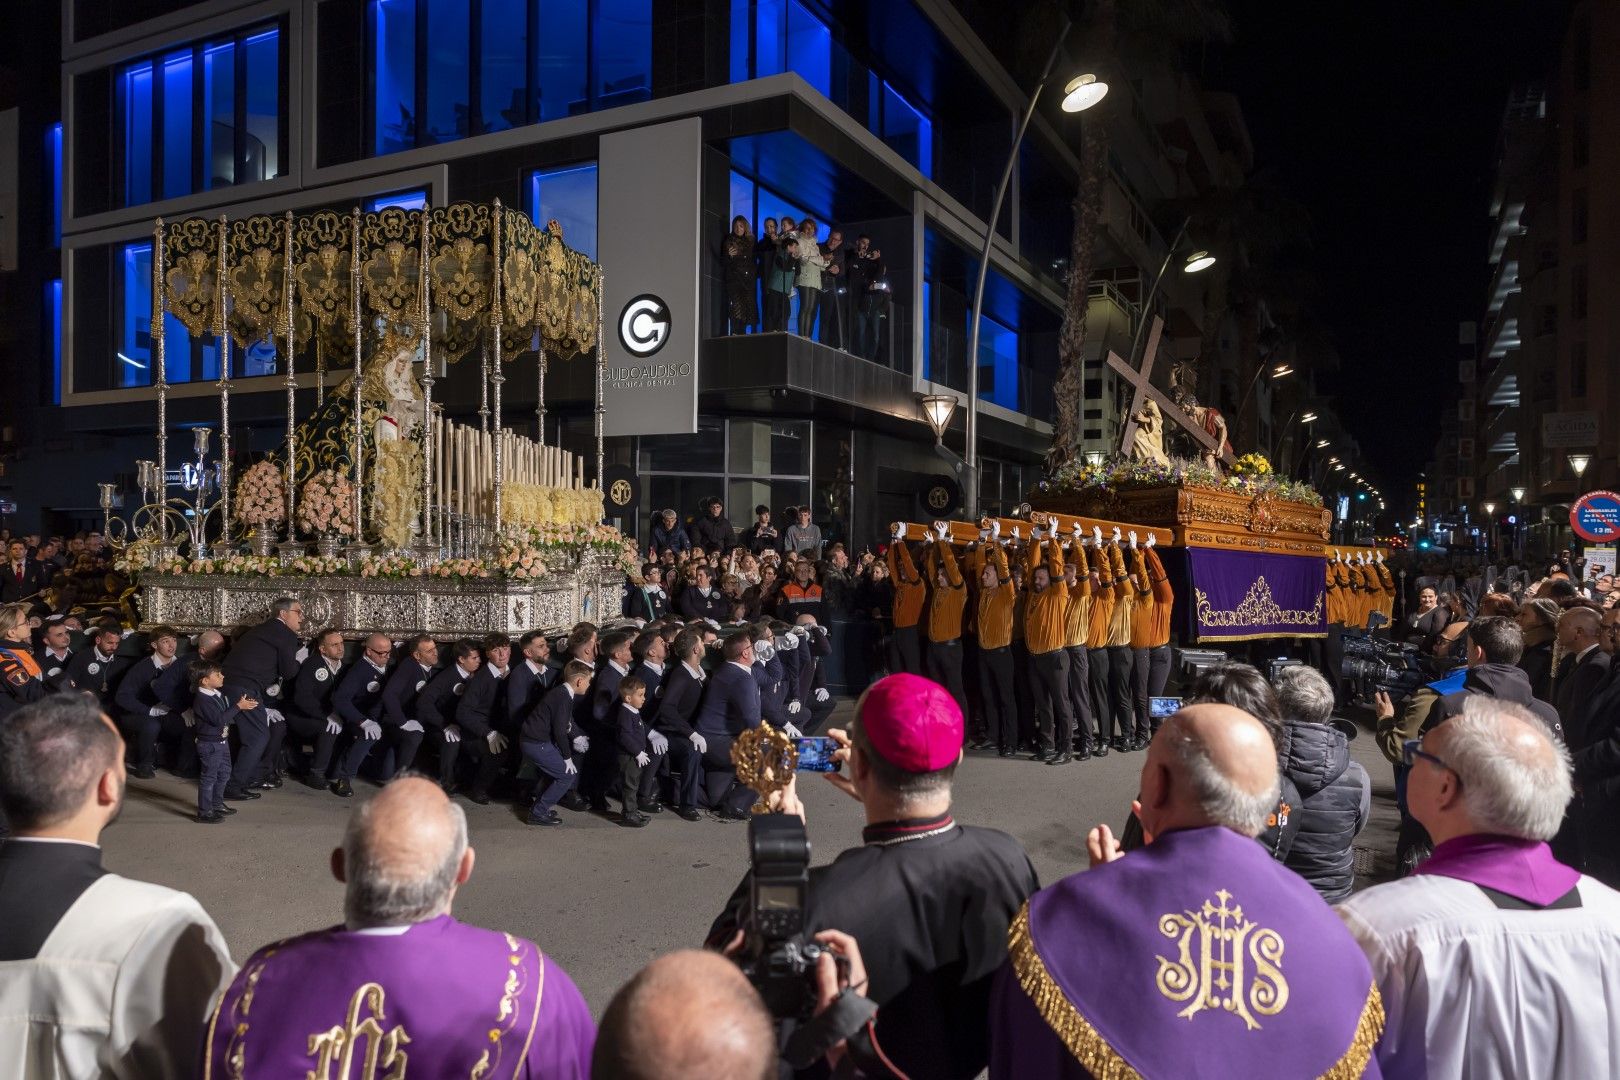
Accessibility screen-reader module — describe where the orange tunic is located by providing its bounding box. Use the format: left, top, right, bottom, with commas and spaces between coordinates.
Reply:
1144, 547, 1174, 646
1325, 562, 1348, 626
887, 542, 927, 630
925, 543, 967, 643
1105, 545, 1134, 647
973, 545, 1016, 651
1086, 545, 1116, 649
1023, 540, 1070, 656
1063, 542, 1093, 648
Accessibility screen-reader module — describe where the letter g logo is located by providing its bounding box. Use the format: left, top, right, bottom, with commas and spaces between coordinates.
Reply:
619, 294, 671, 357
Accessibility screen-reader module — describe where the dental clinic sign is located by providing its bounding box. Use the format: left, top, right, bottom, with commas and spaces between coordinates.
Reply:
600, 120, 701, 436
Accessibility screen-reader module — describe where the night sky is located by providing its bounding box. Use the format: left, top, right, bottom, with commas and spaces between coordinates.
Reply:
1204, 1, 1566, 502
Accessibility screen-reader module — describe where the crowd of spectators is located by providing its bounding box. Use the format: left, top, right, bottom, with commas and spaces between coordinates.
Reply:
0, 530, 126, 620
720, 214, 892, 360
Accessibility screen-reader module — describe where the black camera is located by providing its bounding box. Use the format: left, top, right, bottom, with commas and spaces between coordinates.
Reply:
739, 813, 832, 1019
1340, 629, 1445, 704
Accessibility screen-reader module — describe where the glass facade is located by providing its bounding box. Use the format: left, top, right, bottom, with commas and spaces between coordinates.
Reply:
528, 163, 598, 260
46, 280, 63, 405
116, 24, 284, 206
365, 188, 430, 212
369, 0, 650, 155
728, 169, 820, 335
117, 242, 221, 388
47, 123, 62, 248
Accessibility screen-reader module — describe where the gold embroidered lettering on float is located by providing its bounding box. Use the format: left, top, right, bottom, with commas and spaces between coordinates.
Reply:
1194, 578, 1324, 629
306, 982, 412, 1080
1155, 889, 1288, 1030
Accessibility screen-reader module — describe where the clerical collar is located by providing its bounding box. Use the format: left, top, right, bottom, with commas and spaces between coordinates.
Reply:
862, 812, 956, 847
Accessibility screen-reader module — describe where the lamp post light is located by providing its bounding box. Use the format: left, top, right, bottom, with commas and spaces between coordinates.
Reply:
920, 393, 959, 445
1569, 453, 1592, 478
1511, 486, 1526, 503
962, 14, 1104, 518
1233, 362, 1294, 441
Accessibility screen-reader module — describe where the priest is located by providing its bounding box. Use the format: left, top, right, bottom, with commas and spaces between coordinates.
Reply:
202, 776, 596, 1077
989, 703, 1384, 1078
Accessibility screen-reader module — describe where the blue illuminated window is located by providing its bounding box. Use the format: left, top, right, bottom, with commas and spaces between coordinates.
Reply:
424, 0, 470, 144
365, 188, 429, 212
46, 123, 62, 248
528, 164, 598, 260
976, 314, 1017, 410
753, 0, 786, 76
596, 0, 651, 108
481, 0, 529, 133
537, 0, 588, 120
120, 242, 219, 386
878, 81, 931, 177
741, 0, 827, 93
785, 1, 830, 96
46, 280, 63, 404
371, 0, 417, 155
117, 24, 283, 206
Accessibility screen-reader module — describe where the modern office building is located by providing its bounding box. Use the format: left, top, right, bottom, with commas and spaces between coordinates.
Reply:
4, 0, 1267, 546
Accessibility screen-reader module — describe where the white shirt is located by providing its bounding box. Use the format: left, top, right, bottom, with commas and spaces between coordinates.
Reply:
0, 867, 235, 1079
1337, 871, 1620, 1078
683, 660, 706, 683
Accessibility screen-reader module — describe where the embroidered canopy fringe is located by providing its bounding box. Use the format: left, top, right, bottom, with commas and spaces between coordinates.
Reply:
1006, 903, 1385, 1080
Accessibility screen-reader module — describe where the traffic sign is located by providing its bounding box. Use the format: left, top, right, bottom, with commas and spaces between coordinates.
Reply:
1571, 490, 1620, 543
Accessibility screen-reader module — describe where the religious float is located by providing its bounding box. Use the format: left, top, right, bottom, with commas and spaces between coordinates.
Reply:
102, 201, 636, 638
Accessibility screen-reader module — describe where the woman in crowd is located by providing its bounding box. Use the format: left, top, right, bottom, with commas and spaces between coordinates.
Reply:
721, 216, 758, 336
1517, 597, 1560, 700
1424, 591, 1470, 659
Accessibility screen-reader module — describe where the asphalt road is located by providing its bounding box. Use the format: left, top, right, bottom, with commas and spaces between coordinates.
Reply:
103, 699, 1398, 1014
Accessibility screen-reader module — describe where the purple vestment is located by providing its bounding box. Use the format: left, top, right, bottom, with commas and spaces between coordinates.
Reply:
989, 826, 1383, 1079
202, 915, 595, 1079
1412, 834, 1580, 905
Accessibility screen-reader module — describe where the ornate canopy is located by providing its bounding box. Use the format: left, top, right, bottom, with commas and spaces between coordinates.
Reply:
158, 201, 601, 364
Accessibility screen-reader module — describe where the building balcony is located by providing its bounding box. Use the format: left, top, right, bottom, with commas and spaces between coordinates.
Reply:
1481, 349, 1521, 408
1481, 403, 1520, 456
1486, 233, 1522, 315
1484, 293, 1521, 359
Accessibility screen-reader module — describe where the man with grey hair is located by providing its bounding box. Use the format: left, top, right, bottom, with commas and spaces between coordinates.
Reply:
202, 776, 596, 1076
1338, 695, 1620, 1077
1275, 665, 1370, 902
990, 704, 1384, 1078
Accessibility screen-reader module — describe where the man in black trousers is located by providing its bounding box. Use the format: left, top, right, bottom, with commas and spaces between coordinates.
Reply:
220, 597, 305, 800
506, 629, 555, 733
377, 634, 436, 781
652, 628, 708, 821
328, 633, 393, 798
286, 628, 348, 789
452, 633, 514, 805
692, 633, 762, 819
415, 639, 482, 794
519, 660, 594, 827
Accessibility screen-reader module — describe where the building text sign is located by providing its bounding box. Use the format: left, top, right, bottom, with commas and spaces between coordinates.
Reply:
1542, 411, 1599, 449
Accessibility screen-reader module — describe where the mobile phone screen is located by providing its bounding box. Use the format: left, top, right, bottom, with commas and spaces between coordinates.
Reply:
1149, 696, 1183, 719
795, 736, 840, 772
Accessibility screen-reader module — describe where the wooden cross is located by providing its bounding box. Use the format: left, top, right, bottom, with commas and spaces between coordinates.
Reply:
1107, 315, 1235, 466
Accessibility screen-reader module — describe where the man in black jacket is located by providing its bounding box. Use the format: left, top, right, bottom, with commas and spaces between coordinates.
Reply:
624, 564, 670, 622
518, 660, 594, 827
221, 597, 305, 800
1575, 606, 1620, 884
693, 633, 762, 818
415, 639, 481, 793
678, 566, 729, 622
63, 625, 129, 712
377, 635, 435, 781
738, 505, 780, 555
33, 619, 73, 693
452, 633, 513, 805
506, 630, 556, 733
652, 628, 707, 820
286, 628, 348, 789
0, 539, 51, 605
1554, 605, 1609, 747
111, 625, 184, 780
690, 497, 736, 554
328, 634, 394, 797
783, 616, 836, 732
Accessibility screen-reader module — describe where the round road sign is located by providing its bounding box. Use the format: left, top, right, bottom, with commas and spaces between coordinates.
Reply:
1571, 490, 1620, 543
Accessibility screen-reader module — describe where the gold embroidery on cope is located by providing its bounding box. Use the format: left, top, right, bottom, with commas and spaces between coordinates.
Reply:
1155, 889, 1288, 1030
306, 982, 411, 1080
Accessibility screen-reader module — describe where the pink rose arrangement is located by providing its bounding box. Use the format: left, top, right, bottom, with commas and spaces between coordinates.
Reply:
234, 461, 286, 528
298, 469, 358, 538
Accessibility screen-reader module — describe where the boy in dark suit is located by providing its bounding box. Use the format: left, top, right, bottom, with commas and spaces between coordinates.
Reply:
519, 660, 594, 827
613, 676, 658, 828
191, 661, 256, 823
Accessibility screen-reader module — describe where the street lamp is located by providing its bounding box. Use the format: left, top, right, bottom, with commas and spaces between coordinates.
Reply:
1183, 250, 1216, 273
1511, 486, 1526, 502
1234, 362, 1295, 436
919, 393, 958, 445
962, 14, 1104, 517
1316, 439, 1330, 448
1484, 501, 1497, 515
1569, 453, 1592, 477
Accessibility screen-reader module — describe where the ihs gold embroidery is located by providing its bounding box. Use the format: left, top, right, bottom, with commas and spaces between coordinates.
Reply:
1154, 889, 1289, 1030
306, 982, 411, 1079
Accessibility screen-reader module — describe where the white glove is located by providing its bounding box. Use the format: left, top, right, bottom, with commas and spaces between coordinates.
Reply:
326, 716, 343, 735
1376, 552, 1385, 564
572, 734, 590, 753
636, 751, 651, 767
266, 708, 284, 724
564, 758, 578, 775
1031, 526, 1045, 542
1129, 530, 1138, 549
148, 705, 169, 717
921, 529, 934, 545
1146, 532, 1156, 548
933, 520, 949, 539
783, 722, 802, 738
814, 687, 830, 703
648, 730, 669, 754
1011, 525, 1022, 542
1111, 527, 1122, 543
401, 720, 424, 733
991, 520, 1002, 539
361, 719, 382, 739
444, 724, 462, 744
892, 522, 904, 540
295, 646, 310, 664
689, 732, 708, 754
1093, 525, 1104, 544
487, 731, 509, 754
182, 709, 195, 728
787, 700, 802, 715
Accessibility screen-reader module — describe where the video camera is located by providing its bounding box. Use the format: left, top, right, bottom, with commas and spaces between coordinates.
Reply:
1340, 615, 1450, 704
738, 814, 842, 1020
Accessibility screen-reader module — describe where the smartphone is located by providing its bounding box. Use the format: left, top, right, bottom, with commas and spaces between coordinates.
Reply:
795, 736, 840, 773
1149, 696, 1183, 719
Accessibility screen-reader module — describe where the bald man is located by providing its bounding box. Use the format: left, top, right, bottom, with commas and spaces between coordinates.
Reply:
203, 777, 596, 1076
326, 633, 394, 798
594, 950, 776, 1079
1553, 605, 1608, 743
1341, 695, 1620, 1077
990, 705, 1384, 1078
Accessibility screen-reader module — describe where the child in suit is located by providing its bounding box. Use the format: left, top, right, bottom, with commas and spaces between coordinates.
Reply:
613, 676, 654, 828
191, 661, 257, 824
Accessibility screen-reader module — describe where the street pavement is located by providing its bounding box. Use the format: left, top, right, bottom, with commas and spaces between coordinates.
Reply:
103, 699, 1398, 1014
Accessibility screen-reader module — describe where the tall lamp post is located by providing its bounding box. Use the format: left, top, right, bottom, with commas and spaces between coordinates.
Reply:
1232, 361, 1293, 442
962, 15, 1106, 517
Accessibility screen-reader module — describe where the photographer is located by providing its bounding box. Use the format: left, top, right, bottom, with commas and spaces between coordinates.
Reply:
708, 673, 1037, 1079
848, 239, 889, 362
